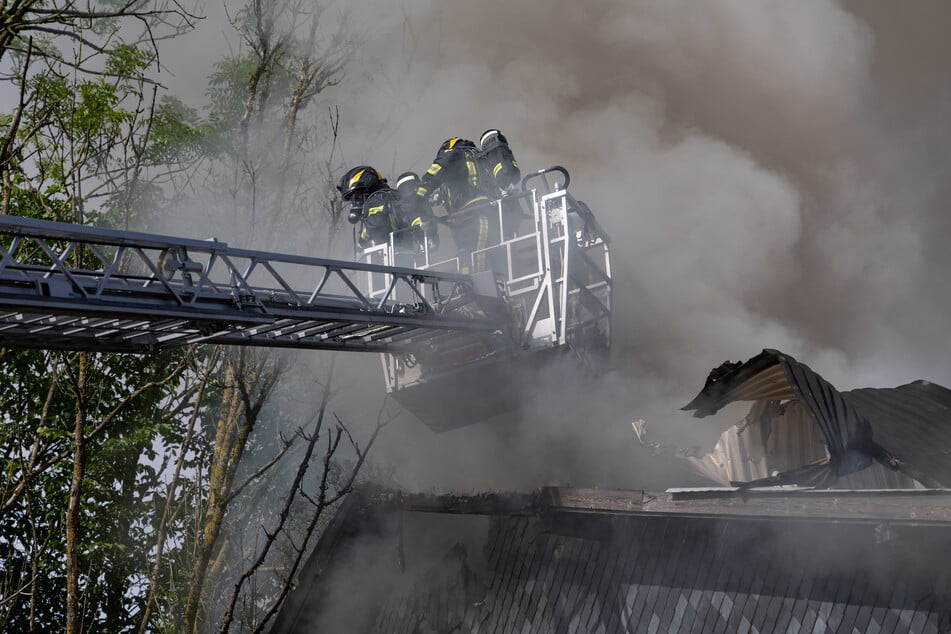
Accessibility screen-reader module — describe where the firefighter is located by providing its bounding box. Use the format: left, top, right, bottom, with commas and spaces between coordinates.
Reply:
478, 128, 525, 238
415, 137, 497, 272
478, 129, 520, 196
337, 165, 404, 253
396, 171, 438, 252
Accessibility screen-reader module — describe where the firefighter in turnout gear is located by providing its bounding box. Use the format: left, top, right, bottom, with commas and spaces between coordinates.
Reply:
396, 171, 438, 251
416, 138, 496, 272
337, 165, 405, 252
479, 128, 525, 238
478, 129, 520, 196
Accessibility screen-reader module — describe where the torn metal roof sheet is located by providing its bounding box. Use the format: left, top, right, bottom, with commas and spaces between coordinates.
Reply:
682, 349, 951, 488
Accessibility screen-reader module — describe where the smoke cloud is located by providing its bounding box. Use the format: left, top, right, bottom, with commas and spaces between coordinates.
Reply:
162, 1, 951, 491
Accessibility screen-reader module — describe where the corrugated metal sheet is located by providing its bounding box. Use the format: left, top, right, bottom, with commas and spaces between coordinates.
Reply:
682, 349, 951, 488
844, 382, 951, 486
683, 353, 795, 416
708, 363, 796, 410
684, 400, 919, 489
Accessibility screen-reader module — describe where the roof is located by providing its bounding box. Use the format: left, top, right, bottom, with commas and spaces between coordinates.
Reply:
270, 486, 951, 632
680, 349, 951, 488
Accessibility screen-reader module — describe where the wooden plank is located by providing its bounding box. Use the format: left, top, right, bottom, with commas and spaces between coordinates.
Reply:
542, 487, 644, 512
646, 489, 951, 523
383, 488, 951, 524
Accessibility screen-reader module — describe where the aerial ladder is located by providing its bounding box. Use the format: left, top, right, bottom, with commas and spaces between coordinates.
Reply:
0, 167, 612, 431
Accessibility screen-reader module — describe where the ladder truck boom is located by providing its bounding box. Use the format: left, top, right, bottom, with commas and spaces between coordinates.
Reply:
0, 166, 612, 431
0, 215, 501, 354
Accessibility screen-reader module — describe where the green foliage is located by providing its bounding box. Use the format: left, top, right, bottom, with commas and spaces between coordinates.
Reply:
0, 1, 356, 630
0, 7, 211, 630
207, 53, 262, 119
3, 171, 72, 222
0, 349, 195, 631
4, 30, 209, 225
105, 42, 152, 78
148, 95, 209, 164
204, 51, 292, 158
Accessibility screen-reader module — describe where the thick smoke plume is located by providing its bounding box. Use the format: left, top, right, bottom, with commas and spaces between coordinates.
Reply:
164, 1, 951, 491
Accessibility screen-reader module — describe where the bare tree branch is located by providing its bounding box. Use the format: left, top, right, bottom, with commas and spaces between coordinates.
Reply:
224, 431, 295, 506
137, 348, 219, 634
253, 398, 397, 633
218, 355, 336, 633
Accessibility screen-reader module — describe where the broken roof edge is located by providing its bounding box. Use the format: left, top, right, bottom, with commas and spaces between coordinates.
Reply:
346, 484, 951, 525
682, 348, 784, 416
678, 348, 951, 488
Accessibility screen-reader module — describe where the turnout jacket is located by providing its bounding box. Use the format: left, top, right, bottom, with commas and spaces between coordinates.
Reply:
416, 138, 490, 215
357, 188, 402, 249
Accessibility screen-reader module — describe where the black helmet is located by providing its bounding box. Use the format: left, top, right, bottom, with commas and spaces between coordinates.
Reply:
338, 166, 386, 224
337, 165, 386, 201
438, 137, 476, 154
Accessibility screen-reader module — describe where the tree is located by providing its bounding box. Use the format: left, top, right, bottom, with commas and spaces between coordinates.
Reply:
211, 357, 394, 633
0, 348, 194, 631
0, 1, 198, 223
0, 2, 201, 631
0, 1, 390, 630
157, 4, 388, 629
187, 0, 351, 249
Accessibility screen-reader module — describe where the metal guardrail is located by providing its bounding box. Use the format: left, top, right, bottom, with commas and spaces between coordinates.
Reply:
374, 174, 613, 404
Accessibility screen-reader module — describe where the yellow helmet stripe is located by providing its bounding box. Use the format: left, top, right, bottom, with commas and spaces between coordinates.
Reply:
348, 169, 366, 188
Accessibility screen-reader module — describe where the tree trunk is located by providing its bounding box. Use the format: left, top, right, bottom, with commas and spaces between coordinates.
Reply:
65, 352, 88, 634
104, 459, 137, 630
181, 384, 241, 632
182, 351, 278, 633
139, 353, 217, 633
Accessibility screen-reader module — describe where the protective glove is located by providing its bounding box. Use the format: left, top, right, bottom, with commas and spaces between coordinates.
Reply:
414, 225, 439, 252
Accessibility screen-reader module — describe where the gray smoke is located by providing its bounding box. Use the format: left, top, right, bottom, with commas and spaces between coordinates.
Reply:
161, 1, 951, 490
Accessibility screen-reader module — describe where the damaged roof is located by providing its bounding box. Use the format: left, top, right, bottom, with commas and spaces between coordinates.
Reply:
271, 486, 951, 633
682, 349, 951, 488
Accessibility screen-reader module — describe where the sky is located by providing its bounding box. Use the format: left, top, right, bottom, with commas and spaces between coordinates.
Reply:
160, 0, 951, 491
